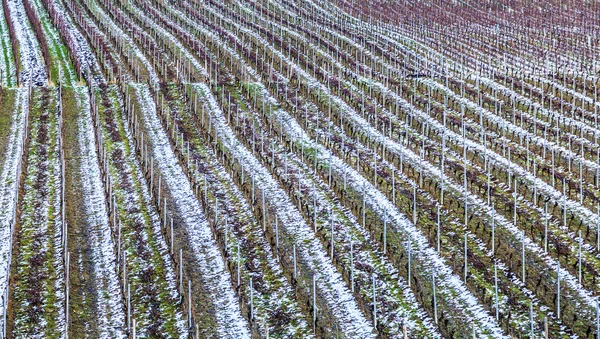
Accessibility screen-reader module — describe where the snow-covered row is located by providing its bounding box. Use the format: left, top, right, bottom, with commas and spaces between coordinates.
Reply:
269, 0, 596, 185
96, 84, 187, 338
270, 73, 562, 334
533, 75, 599, 109
43, 0, 103, 81
300, 76, 599, 315
368, 80, 600, 234
159, 83, 315, 337
27, 0, 77, 84
247, 81, 507, 337
232, 80, 441, 337
475, 75, 600, 145
176, 7, 503, 335
132, 84, 251, 338
0, 88, 27, 321
149, 0, 259, 82
194, 82, 376, 338
240, 1, 600, 232
0, 2, 16, 86
252, 0, 596, 286
85, 0, 160, 85
148, 6, 438, 333
209, 1, 598, 331
125, 0, 209, 80
229, 11, 595, 319
71, 86, 126, 338
11, 88, 65, 338
5, 0, 47, 85
169, 4, 463, 333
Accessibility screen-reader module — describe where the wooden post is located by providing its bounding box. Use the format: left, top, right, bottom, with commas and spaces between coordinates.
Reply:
3, 287, 6, 337
350, 237, 354, 292
436, 206, 441, 253
563, 179, 567, 227
391, 167, 395, 203
262, 190, 266, 232
362, 186, 366, 229
557, 263, 561, 319
491, 205, 495, 254
372, 274, 376, 328
314, 185, 317, 232
597, 204, 600, 250
224, 219, 228, 252
343, 164, 347, 191
464, 233, 468, 282
179, 249, 183, 294
170, 218, 174, 255
545, 202, 549, 253
494, 263, 498, 320
312, 275, 317, 333
251, 175, 255, 205
578, 230, 582, 284
596, 297, 600, 338
529, 302, 534, 338
329, 212, 335, 261
188, 280, 192, 329
406, 235, 412, 287
383, 210, 387, 254
127, 283, 131, 333
522, 230, 526, 283
163, 198, 167, 230
412, 185, 417, 225
432, 271, 437, 324
66, 252, 70, 339
250, 279, 254, 320
275, 216, 279, 255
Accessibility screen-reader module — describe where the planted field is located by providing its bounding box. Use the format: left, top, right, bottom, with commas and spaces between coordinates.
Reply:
0, 0, 598, 338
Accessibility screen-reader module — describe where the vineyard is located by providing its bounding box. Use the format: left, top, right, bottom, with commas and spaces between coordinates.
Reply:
0, 0, 598, 338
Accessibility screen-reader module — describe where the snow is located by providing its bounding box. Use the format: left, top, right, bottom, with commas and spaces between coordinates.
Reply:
0, 88, 28, 323
474, 75, 600, 154
44, 0, 104, 82
6, 0, 47, 85
252, 82, 507, 338
179, 10, 503, 335
194, 82, 376, 338
301, 75, 599, 317
73, 86, 126, 338
133, 84, 251, 338
86, 0, 160, 85
368, 77, 600, 235
126, 1, 208, 80
0, 2, 16, 86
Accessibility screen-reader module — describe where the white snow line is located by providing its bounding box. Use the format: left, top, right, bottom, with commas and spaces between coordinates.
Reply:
0, 1, 16, 86
0, 88, 27, 320
133, 84, 251, 338
194, 82, 376, 338
87, 0, 160, 85
73, 86, 126, 338
6, 0, 47, 85
249, 81, 506, 338
372, 79, 600, 232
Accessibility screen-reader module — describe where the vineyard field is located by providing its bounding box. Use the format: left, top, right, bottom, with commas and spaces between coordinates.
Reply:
0, 0, 599, 338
